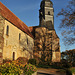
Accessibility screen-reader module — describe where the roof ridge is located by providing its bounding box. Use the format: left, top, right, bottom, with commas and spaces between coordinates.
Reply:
0, 2, 33, 38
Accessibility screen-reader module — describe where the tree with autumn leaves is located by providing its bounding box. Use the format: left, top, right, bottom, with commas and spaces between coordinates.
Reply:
61, 49, 75, 67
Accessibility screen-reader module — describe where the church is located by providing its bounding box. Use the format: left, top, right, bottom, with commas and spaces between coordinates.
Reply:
0, 0, 61, 64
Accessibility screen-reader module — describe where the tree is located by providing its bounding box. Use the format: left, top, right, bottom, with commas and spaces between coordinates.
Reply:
61, 49, 75, 66
57, 0, 75, 45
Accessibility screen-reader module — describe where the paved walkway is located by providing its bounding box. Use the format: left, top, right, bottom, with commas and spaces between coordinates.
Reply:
37, 68, 66, 75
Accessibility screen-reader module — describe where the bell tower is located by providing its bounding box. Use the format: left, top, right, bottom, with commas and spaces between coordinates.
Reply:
39, 0, 54, 30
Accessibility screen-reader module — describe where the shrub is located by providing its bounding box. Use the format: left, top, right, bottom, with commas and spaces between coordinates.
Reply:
61, 59, 72, 68
0, 62, 22, 75
66, 69, 72, 75
16, 57, 28, 65
0, 58, 37, 75
51, 59, 72, 69
28, 59, 36, 65
37, 61, 50, 68
72, 62, 75, 67
3, 59, 12, 63
70, 68, 75, 74
24, 63, 37, 75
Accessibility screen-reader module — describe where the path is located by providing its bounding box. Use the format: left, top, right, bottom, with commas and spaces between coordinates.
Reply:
37, 68, 66, 75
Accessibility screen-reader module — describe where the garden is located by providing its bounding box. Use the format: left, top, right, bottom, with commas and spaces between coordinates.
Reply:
0, 57, 37, 75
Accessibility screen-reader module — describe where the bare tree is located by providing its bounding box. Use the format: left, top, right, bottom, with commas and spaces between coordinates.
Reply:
57, 0, 75, 45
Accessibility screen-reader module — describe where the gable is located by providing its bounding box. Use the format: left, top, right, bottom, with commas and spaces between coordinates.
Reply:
0, 2, 33, 38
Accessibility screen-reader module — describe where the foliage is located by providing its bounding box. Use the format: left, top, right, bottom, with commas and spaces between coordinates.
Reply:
37, 56, 52, 68
66, 69, 72, 75
24, 63, 37, 75
70, 67, 75, 73
57, 0, 75, 45
16, 57, 28, 65
0, 61, 22, 75
60, 59, 72, 68
61, 49, 75, 67
3, 59, 12, 63
51, 60, 72, 69
37, 63, 50, 68
28, 59, 36, 65
0, 59, 37, 75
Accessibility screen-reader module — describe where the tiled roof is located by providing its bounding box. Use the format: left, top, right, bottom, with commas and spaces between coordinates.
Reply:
0, 2, 33, 38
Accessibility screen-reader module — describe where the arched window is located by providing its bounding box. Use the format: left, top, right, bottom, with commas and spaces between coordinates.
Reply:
6, 25, 9, 36
19, 33, 21, 40
13, 52, 15, 60
48, 11, 50, 15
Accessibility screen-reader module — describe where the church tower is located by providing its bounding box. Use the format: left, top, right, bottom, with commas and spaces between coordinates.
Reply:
39, 0, 54, 30
33, 0, 61, 63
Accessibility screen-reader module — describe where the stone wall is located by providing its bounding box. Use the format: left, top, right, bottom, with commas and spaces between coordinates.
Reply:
34, 27, 60, 62
0, 15, 5, 64
3, 19, 34, 60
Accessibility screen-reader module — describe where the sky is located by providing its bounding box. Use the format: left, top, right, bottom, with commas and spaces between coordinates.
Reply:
0, 0, 75, 52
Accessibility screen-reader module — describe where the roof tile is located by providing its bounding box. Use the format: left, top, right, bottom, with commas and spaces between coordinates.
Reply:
0, 2, 33, 38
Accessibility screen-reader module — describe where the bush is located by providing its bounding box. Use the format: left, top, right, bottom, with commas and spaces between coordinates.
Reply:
0, 61, 22, 75
66, 69, 72, 75
37, 64, 50, 68
61, 59, 72, 68
49, 60, 72, 69
24, 63, 37, 75
37, 61, 50, 68
28, 59, 36, 65
0, 58, 37, 75
70, 68, 75, 74
16, 57, 28, 65
72, 62, 75, 67
3, 59, 12, 63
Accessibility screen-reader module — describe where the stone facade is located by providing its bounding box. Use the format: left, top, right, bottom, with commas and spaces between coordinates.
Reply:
2, 19, 34, 61
34, 27, 60, 62
0, 2, 34, 64
0, 15, 5, 64
34, 0, 61, 63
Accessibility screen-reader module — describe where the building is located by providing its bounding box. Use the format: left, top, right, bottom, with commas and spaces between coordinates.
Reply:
0, 0, 61, 64
0, 2, 34, 64
33, 0, 61, 63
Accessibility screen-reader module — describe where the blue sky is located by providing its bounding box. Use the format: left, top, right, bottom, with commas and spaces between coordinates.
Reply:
0, 0, 75, 52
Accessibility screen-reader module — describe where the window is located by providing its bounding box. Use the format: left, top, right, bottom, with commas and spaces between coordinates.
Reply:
6, 25, 9, 36
19, 33, 21, 40
27, 38, 28, 44
48, 11, 50, 15
13, 52, 15, 60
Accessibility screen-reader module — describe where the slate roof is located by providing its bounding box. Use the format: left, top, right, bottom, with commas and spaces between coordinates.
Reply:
0, 2, 33, 38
